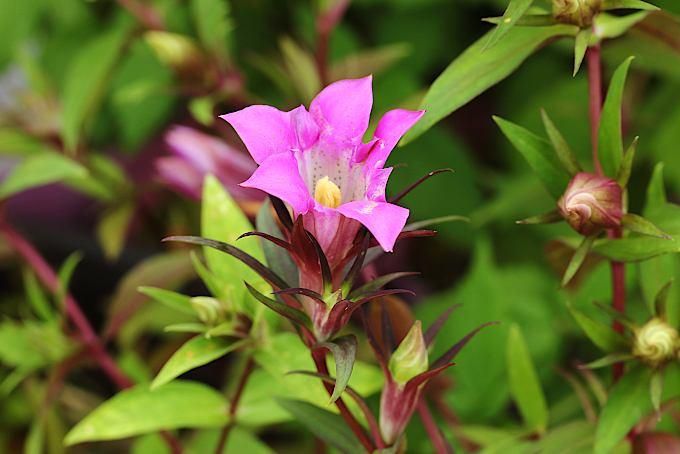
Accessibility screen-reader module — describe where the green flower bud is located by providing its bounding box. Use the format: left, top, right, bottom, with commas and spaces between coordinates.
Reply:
190, 296, 226, 326
552, 0, 602, 27
144, 31, 205, 73
388, 321, 428, 385
633, 318, 679, 367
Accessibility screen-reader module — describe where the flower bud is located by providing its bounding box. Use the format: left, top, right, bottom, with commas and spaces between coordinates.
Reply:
633, 318, 679, 367
190, 296, 227, 326
558, 172, 622, 236
388, 321, 429, 385
552, 0, 602, 27
144, 31, 206, 76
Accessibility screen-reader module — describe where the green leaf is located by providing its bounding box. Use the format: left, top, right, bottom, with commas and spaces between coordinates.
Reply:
506, 324, 549, 434
201, 175, 268, 315
583, 353, 634, 369
330, 43, 410, 81
650, 370, 663, 412
494, 116, 571, 199
484, 0, 536, 50
598, 56, 634, 177
97, 202, 134, 261
594, 367, 654, 454
573, 30, 590, 77
621, 213, 670, 239
56, 251, 83, 307
516, 210, 562, 225
593, 12, 650, 40
64, 381, 228, 445
276, 398, 363, 454
138, 286, 194, 315
616, 136, 638, 187
0, 128, 52, 157
191, 0, 232, 64
562, 235, 596, 286
245, 283, 311, 329
0, 320, 73, 370
151, 336, 245, 389
61, 20, 132, 152
536, 420, 595, 453
654, 280, 672, 319
567, 304, 628, 352
0, 152, 87, 198
644, 163, 667, 214
592, 236, 680, 262
256, 200, 298, 287
317, 335, 357, 403
279, 37, 321, 103
22, 268, 53, 321
403, 24, 577, 144
541, 109, 581, 175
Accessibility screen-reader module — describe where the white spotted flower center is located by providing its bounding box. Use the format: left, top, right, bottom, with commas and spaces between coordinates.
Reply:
314, 176, 342, 208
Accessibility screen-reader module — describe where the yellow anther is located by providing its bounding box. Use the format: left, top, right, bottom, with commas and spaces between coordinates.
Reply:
314, 176, 342, 208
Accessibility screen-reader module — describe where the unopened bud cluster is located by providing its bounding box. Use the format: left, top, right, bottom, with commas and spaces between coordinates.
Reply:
552, 0, 602, 27
633, 318, 680, 367
558, 172, 622, 236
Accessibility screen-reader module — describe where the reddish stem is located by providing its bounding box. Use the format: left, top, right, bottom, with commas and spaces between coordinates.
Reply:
315, 0, 350, 85
417, 399, 452, 454
311, 349, 375, 452
117, 0, 165, 30
214, 357, 256, 454
586, 44, 604, 176
586, 44, 626, 382
0, 220, 183, 453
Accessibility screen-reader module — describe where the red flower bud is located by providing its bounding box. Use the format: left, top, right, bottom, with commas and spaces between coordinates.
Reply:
558, 172, 622, 235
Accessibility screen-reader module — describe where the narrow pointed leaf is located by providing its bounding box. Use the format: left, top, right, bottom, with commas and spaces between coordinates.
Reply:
562, 235, 596, 286
594, 368, 654, 454
573, 30, 590, 77
594, 12, 649, 40
541, 109, 581, 174
245, 283, 311, 329
405, 363, 456, 391
305, 231, 332, 293
403, 24, 578, 144
616, 137, 638, 187
164, 323, 207, 334
582, 353, 634, 369
238, 231, 292, 252
138, 286, 194, 315
164, 236, 290, 290
494, 116, 571, 199
482, 14, 555, 26
567, 303, 628, 352
317, 335, 357, 403
404, 214, 469, 231
654, 280, 673, 319
65, 381, 228, 445
256, 200, 298, 286
151, 336, 245, 389
352, 288, 416, 306
342, 234, 370, 294
390, 168, 453, 204
644, 163, 667, 214
621, 213, 671, 239
592, 301, 636, 330
598, 57, 634, 177
517, 210, 562, 225
274, 287, 326, 308
484, 0, 536, 50
431, 321, 498, 369
424, 304, 462, 346
349, 272, 419, 299
602, 0, 659, 10
269, 196, 293, 231
276, 398, 363, 454
506, 324, 549, 434
650, 370, 662, 413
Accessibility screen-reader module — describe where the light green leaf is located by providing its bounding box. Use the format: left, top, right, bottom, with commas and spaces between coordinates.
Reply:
61, 21, 132, 152
318, 335, 357, 403
573, 30, 590, 77
64, 381, 228, 445
329, 43, 410, 81
97, 203, 134, 261
494, 116, 571, 199
506, 324, 548, 434
484, 0, 536, 50
0, 128, 51, 156
276, 398, 363, 454
541, 109, 581, 175
56, 251, 83, 307
562, 235, 596, 286
151, 336, 245, 389
138, 286, 194, 315
279, 37, 321, 103
644, 163, 667, 214
536, 420, 594, 453
594, 367, 653, 454
567, 304, 628, 352
592, 236, 680, 262
598, 56, 634, 177
0, 152, 87, 198
621, 213, 670, 239
201, 175, 267, 315
616, 136, 638, 187
22, 268, 53, 321
256, 200, 298, 287
0, 320, 73, 370
594, 12, 650, 40
402, 24, 577, 144
603, 0, 659, 10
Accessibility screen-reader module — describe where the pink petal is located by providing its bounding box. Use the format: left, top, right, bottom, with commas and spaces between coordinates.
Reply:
337, 200, 409, 252
290, 105, 320, 150
310, 76, 373, 143
366, 109, 425, 168
240, 152, 312, 214
220, 105, 297, 164
365, 167, 392, 202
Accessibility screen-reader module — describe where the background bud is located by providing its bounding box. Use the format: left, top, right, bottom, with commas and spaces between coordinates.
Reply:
552, 0, 602, 27
190, 296, 227, 326
633, 318, 679, 367
558, 172, 622, 235
388, 321, 428, 385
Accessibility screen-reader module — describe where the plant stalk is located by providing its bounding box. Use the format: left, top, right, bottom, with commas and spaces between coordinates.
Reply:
214, 356, 256, 453
417, 399, 453, 454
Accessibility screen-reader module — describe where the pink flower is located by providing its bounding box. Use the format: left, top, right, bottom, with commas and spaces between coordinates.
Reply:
220, 76, 423, 268
558, 172, 622, 235
157, 126, 262, 201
